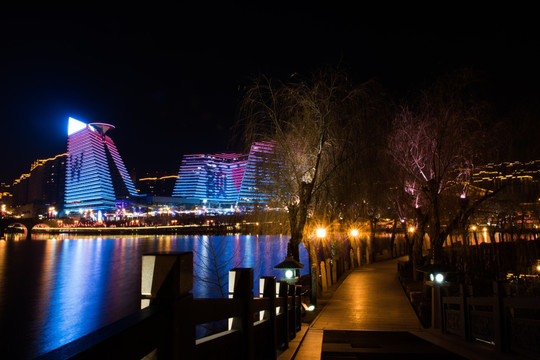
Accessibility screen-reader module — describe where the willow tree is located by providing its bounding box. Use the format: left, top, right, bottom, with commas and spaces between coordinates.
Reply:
387, 70, 500, 265
237, 68, 368, 261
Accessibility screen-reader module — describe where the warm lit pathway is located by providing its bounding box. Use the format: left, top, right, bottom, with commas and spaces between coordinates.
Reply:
310, 258, 422, 332
280, 257, 530, 360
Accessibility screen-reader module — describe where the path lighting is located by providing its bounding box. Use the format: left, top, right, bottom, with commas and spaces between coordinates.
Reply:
350, 229, 359, 237
408, 226, 415, 234
418, 264, 459, 329
316, 227, 327, 238
429, 272, 445, 284
470, 225, 477, 231
535, 260, 540, 273
274, 256, 304, 283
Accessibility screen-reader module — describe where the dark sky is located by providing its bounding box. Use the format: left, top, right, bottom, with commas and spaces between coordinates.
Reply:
1, 5, 539, 182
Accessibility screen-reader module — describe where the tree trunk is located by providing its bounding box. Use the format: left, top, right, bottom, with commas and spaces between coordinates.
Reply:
390, 218, 397, 258
287, 181, 314, 262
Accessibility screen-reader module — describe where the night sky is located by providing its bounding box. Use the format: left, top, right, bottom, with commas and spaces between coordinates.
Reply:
1, 5, 538, 183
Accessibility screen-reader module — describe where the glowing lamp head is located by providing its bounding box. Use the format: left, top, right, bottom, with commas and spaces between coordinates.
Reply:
408, 226, 415, 233
274, 255, 304, 283
316, 228, 327, 238
350, 229, 359, 237
431, 273, 445, 284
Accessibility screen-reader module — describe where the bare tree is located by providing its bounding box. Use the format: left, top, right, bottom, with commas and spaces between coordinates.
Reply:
236, 68, 372, 261
194, 235, 240, 298
387, 70, 500, 264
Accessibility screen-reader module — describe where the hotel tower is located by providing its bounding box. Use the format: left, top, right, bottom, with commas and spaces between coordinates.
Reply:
64, 117, 137, 212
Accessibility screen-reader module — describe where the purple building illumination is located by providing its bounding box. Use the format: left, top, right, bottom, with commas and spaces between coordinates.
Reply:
172, 152, 248, 206
237, 141, 278, 209
64, 117, 138, 213
172, 141, 279, 209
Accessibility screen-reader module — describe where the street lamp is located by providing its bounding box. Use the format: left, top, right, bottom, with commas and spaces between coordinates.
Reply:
306, 226, 328, 307
418, 263, 459, 329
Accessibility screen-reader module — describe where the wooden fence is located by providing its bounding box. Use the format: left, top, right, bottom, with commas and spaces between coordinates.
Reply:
440, 282, 540, 358
36, 252, 303, 360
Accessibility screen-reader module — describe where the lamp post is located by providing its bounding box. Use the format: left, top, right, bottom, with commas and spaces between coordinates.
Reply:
311, 227, 327, 306
349, 228, 359, 267
418, 263, 458, 329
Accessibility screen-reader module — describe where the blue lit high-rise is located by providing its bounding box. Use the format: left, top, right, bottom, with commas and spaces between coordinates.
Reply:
64, 117, 137, 213
237, 141, 278, 209
172, 153, 248, 206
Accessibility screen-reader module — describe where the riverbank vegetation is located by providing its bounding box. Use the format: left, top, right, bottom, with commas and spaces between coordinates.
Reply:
233, 65, 539, 305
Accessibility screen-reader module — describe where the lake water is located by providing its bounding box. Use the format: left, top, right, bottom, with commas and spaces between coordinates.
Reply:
0, 234, 308, 359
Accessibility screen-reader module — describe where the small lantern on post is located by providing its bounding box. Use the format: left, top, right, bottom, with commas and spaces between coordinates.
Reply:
417, 263, 459, 330
274, 256, 304, 283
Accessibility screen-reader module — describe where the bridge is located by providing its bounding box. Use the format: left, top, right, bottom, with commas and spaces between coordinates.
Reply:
0, 218, 50, 239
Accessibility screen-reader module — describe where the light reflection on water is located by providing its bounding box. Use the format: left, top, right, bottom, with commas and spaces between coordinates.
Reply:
0, 234, 307, 359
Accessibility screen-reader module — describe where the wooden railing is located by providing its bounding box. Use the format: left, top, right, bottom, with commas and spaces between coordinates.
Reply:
440, 282, 540, 358
37, 252, 303, 360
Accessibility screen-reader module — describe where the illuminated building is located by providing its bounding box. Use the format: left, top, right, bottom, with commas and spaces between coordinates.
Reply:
472, 160, 540, 204
10, 153, 67, 217
172, 153, 248, 206
64, 117, 138, 212
237, 141, 278, 209
0, 182, 13, 216
137, 174, 178, 197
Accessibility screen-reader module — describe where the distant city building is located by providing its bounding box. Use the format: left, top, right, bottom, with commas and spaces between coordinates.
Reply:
64, 117, 138, 213
237, 141, 278, 209
472, 160, 540, 204
0, 183, 13, 214
137, 174, 178, 197
10, 153, 67, 218
172, 153, 248, 207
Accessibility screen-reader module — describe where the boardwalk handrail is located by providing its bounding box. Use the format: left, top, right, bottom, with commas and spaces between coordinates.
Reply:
36, 252, 303, 360
441, 282, 540, 357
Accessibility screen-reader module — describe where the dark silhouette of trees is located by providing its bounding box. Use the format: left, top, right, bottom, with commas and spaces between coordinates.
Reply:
387, 70, 501, 266
237, 68, 377, 262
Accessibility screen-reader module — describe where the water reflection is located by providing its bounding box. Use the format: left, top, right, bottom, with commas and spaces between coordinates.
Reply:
0, 234, 307, 359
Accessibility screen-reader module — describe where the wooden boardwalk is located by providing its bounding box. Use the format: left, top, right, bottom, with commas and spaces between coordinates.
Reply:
281, 257, 530, 360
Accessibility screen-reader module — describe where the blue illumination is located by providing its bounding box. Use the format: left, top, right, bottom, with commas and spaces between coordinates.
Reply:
172, 153, 248, 203
64, 117, 137, 212
67, 117, 87, 136
237, 141, 278, 208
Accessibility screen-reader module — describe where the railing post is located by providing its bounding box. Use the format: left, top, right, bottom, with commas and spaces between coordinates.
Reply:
459, 284, 469, 340
229, 268, 254, 360
278, 280, 290, 349
288, 283, 296, 339
260, 276, 277, 360
295, 284, 302, 332
493, 281, 507, 353
140, 252, 194, 360
431, 284, 442, 330
311, 264, 318, 306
